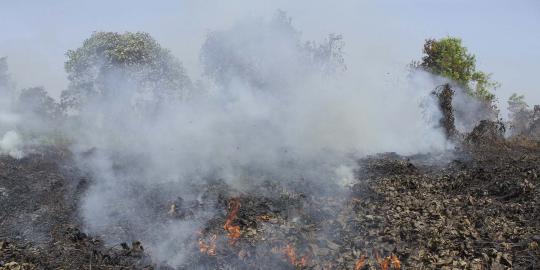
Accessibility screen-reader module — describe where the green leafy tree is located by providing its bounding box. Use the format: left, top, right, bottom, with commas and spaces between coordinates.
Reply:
416, 37, 498, 101
61, 32, 191, 110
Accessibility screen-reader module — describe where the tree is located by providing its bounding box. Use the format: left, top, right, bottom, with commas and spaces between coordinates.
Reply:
61, 32, 191, 110
303, 33, 346, 75
508, 93, 528, 113
17, 87, 63, 121
507, 93, 532, 135
416, 37, 498, 101
200, 10, 345, 89
0, 57, 15, 94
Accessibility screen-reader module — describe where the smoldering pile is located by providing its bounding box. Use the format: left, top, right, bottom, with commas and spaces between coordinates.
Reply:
56, 13, 451, 269
3, 132, 539, 270
177, 139, 540, 270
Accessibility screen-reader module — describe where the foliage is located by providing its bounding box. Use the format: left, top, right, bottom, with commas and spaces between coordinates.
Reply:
61, 32, 191, 110
508, 93, 528, 112
416, 37, 498, 101
200, 10, 345, 88
17, 87, 63, 121
303, 33, 346, 74
507, 93, 532, 135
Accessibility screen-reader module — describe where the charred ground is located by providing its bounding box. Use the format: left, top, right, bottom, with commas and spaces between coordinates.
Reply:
0, 136, 539, 270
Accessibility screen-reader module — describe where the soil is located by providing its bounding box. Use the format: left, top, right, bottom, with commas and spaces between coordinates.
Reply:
1, 140, 539, 269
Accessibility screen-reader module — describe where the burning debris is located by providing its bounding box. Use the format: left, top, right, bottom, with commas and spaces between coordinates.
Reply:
167, 197, 197, 219
281, 244, 309, 268
352, 252, 400, 270
375, 252, 401, 270
389, 255, 400, 269
1, 137, 540, 269
354, 255, 367, 270
198, 234, 217, 256
195, 198, 243, 258
223, 198, 242, 245
0, 5, 539, 270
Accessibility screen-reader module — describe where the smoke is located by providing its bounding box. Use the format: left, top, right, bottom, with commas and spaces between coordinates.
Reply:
0, 4, 463, 267
0, 75, 63, 158
0, 131, 23, 158
0, 10, 454, 266
51, 13, 452, 266
452, 86, 498, 133
0, 58, 21, 158
0, 106, 23, 158
2, 1, 539, 267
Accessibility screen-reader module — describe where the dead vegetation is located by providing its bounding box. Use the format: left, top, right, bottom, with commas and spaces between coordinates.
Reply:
434, 83, 458, 139
1, 136, 539, 269
1, 88, 539, 269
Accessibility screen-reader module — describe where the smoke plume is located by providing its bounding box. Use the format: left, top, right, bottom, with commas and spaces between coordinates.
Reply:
0, 7, 462, 267
51, 13, 451, 266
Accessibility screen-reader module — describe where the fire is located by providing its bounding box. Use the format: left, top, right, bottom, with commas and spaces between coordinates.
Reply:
375, 253, 390, 270
223, 198, 241, 245
390, 254, 401, 269
198, 234, 217, 256
282, 244, 308, 267
284, 244, 296, 265
354, 255, 366, 270
299, 256, 308, 267
257, 214, 272, 221
375, 252, 401, 270
354, 251, 400, 270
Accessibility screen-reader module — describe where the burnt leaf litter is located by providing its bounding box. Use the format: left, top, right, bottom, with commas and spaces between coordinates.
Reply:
1, 99, 540, 269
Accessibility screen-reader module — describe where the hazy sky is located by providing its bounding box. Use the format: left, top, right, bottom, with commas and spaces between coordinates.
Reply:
1, 0, 539, 114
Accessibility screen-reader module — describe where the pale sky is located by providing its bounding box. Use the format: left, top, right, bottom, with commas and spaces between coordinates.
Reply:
1, 0, 539, 114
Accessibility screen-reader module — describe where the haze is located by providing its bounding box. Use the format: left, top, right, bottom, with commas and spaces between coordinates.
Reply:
1, 0, 539, 117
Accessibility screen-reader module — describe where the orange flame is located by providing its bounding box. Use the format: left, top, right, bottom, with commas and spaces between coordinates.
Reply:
223, 198, 241, 245
299, 256, 308, 267
284, 244, 296, 265
198, 234, 217, 256
283, 244, 308, 267
354, 255, 367, 270
390, 254, 401, 269
375, 252, 400, 270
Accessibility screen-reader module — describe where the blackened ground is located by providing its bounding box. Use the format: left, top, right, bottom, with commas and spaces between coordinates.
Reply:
1, 140, 539, 270
0, 149, 153, 269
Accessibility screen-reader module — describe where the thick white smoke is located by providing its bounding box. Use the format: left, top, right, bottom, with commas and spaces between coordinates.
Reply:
0, 57, 66, 158
0, 88, 63, 158
61, 13, 450, 266
0, 61, 23, 158
452, 86, 499, 133
0, 130, 23, 158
